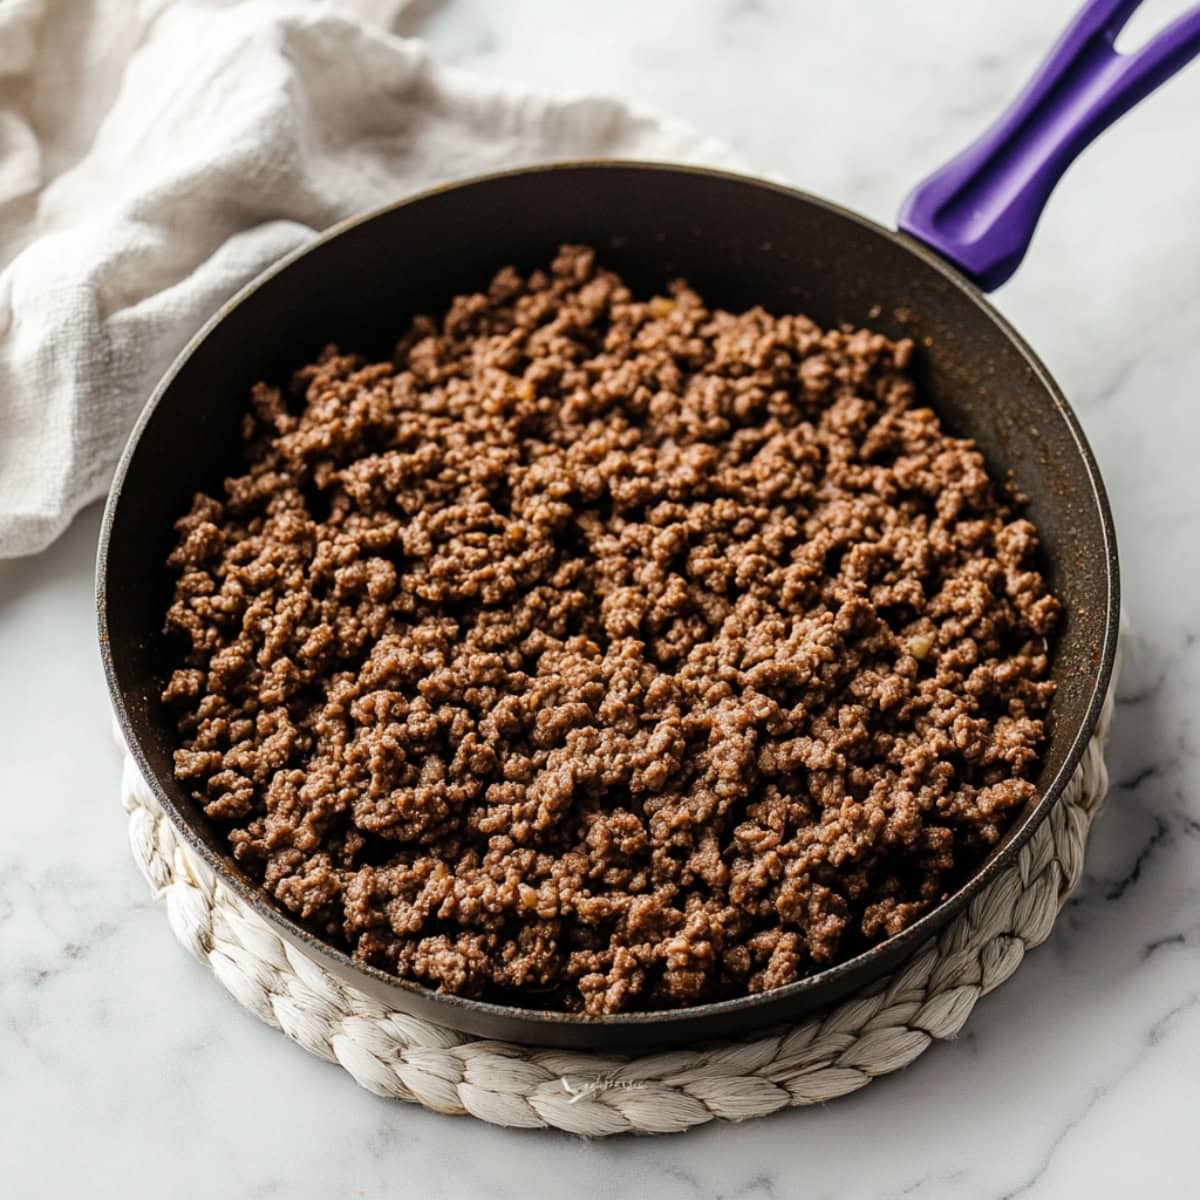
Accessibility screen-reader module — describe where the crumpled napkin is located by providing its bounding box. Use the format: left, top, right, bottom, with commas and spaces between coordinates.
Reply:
0, 0, 738, 557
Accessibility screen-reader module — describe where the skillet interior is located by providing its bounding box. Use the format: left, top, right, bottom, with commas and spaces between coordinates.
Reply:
98, 163, 1119, 1048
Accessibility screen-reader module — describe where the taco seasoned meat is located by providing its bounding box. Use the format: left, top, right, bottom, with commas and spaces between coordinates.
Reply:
162, 246, 1058, 1014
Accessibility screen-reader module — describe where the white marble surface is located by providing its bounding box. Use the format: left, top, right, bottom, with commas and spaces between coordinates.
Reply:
4, 0, 1200, 1195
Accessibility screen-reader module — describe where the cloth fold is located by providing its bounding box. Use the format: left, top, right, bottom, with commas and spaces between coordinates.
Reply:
0, 0, 738, 557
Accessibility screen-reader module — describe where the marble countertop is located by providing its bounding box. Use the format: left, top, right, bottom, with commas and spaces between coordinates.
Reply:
4, 0, 1200, 1195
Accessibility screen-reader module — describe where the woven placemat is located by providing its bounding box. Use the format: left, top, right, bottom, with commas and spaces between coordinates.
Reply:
118, 670, 1115, 1136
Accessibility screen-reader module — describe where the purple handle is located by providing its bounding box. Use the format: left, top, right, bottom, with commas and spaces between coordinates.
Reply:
899, 0, 1200, 290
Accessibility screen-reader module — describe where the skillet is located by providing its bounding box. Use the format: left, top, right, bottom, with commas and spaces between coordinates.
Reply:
98, 0, 1199, 1047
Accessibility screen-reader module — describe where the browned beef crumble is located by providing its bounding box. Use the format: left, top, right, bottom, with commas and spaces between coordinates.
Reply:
162, 245, 1059, 1015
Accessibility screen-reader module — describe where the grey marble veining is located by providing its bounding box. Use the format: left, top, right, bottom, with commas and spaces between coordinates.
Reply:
3, 1, 1200, 1195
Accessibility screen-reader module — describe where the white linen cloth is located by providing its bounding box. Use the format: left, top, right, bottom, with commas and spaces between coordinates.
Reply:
0, 0, 737, 557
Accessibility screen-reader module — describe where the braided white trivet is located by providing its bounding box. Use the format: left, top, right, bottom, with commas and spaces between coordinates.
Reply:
119, 674, 1115, 1136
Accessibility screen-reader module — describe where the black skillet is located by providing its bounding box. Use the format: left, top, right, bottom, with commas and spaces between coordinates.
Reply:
98, 0, 1200, 1048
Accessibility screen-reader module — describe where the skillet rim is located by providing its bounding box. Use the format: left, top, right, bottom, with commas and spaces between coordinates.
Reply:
96, 160, 1121, 1040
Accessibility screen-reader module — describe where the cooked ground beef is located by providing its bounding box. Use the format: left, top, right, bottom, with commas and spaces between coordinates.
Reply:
162, 245, 1059, 1015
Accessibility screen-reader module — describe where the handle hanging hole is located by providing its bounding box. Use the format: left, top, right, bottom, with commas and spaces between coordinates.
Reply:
1115, 0, 1197, 52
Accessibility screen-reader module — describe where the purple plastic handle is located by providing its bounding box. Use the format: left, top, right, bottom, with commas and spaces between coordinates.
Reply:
899, 0, 1200, 290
